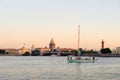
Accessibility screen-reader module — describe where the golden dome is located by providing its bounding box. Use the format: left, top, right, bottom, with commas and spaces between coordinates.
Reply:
50, 38, 55, 45
49, 38, 55, 49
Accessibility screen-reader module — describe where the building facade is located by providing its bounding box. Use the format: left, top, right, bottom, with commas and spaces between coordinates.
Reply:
116, 47, 120, 54
5, 49, 18, 56
17, 47, 31, 55
36, 48, 50, 56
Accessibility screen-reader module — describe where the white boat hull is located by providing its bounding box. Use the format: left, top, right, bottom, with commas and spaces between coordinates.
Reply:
67, 59, 97, 63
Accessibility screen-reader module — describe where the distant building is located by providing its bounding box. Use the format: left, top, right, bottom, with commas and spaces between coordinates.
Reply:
49, 38, 55, 50
33, 38, 56, 56
36, 47, 50, 56
116, 47, 120, 54
112, 49, 117, 54
32, 38, 75, 56
59, 48, 75, 53
17, 46, 31, 55
5, 49, 18, 56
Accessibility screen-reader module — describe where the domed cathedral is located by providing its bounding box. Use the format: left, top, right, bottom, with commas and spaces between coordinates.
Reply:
49, 38, 55, 49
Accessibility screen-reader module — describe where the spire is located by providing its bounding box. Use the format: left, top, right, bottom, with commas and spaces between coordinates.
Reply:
31, 44, 35, 49
23, 43, 25, 48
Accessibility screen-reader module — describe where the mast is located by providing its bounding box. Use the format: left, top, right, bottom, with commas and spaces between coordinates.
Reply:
78, 25, 81, 57
78, 25, 80, 50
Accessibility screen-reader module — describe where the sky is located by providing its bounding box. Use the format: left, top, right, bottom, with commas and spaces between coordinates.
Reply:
0, 0, 120, 50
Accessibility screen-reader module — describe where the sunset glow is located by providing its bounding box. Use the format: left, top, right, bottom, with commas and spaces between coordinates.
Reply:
0, 0, 120, 50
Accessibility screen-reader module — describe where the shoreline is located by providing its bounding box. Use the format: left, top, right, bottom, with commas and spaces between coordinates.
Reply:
82, 54, 120, 57
0, 54, 120, 57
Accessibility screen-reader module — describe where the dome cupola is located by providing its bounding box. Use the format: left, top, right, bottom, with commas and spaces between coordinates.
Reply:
49, 38, 55, 49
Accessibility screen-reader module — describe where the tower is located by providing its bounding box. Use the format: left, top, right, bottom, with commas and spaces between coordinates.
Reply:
31, 44, 35, 51
101, 40, 104, 49
49, 38, 55, 49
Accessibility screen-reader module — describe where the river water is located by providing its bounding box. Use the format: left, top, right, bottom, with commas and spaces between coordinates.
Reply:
0, 56, 120, 80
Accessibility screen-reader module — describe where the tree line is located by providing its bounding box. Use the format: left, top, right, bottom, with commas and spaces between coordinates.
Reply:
0, 49, 6, 54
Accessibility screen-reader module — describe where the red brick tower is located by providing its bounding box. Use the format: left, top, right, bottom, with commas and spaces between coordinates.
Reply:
101, 40, 104, 49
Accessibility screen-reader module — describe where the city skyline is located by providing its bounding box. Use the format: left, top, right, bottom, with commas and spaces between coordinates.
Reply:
0, 0, 120, 50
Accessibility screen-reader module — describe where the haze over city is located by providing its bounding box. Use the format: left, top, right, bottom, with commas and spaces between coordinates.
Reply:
0, 0, 120, 50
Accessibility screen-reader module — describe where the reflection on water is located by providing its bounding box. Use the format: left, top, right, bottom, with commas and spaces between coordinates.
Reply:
0, 56, 120, 80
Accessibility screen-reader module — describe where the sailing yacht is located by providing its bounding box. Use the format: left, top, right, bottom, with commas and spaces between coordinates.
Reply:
67, 25, 98, 63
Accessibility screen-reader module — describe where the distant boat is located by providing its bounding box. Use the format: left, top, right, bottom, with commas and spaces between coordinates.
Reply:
67, 49, 98, 63
67, 25, 98, 63
67, 58, 97, 63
